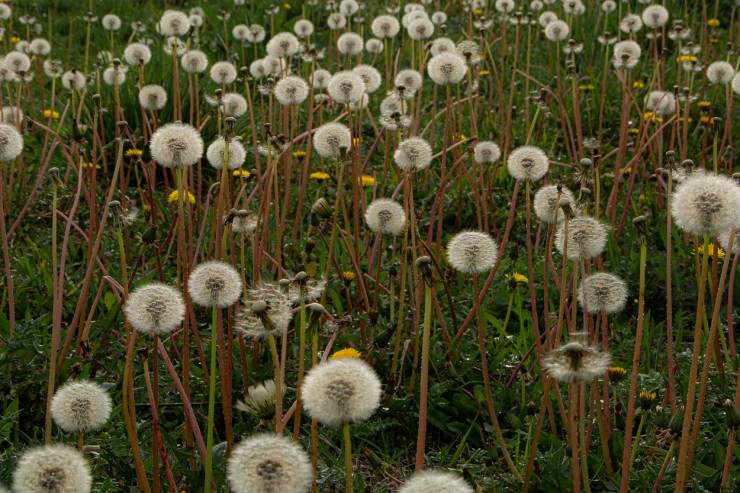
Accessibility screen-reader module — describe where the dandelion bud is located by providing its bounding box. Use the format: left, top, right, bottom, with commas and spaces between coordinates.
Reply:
724, 400, 740, 431
446, 231, 499, 274
125, 282, 185, 336
365, 198, 406, 236
398, 470, 474, 493
311, 197, 332, 218
668, 409, 684, 437
227, 434, 311, 493
188, 261, 242, 308
12, 445, 92, 493
416, 256, 433, 283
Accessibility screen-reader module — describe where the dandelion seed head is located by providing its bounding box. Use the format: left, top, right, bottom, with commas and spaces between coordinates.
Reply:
210, 60, 238, 84
29, 38, 51, 56
365, 38, 384, 54
266, 32, 301, 58
0, 106, 22, 125
149, 122, 203, 167
180, 50, 209, 74
340, 0, 360, 17
232, 210, 258, 234
613, 40, 641, 69
312, 69, 332, 89
246, 25, 267, 43
4, 52, 31, 73
431, 11, 447, 25
159, 10, 190, 36
0, 123, 23, 161
227, 434, 311, 493
718, 229, 740, 255
124, 282, 185, 336
394, 136, 433, 171
380, 93, 408, 115
538, 11, 558, 27
544, 20, 569, 42
732, 73, 740, 95
707, 61, 735, 85
578, 272, 628, 314
327, 71, 366, 104
642, 4, 669, 29
352, 65, 382, 93
430, 37, 456, 57
671, 172, 740, 236
43, 60, 63, 79
555, 216, 608, 260
645, 90, 676, 116
394, 69, 423, 92
294, 19, 314, 38
337, 32, 364, 56
138, 85, 168, 111
222, 92, 248, 117
101, 14, 122, 31
544, 341, 610, 383
50, 380, 112, 434
313, 122, 351, 159
207, 137, 247, 170
473, 141, 501, 164
262, 56, 283, 76
408, 18, 435, 40
0, 5, 10, 21
12, 445, 92, 493
507, 145, 549, 182
398, 470, 474, 493
188, 261, 242, 309
533, 184, 576, 223
327, 13, 347, 30
402, 11, 429, 29
427, 52, 467, 84
274, 76, 309, 105
61, 70, 85, 90
620, 14, 643, 34
239, 292, 293, 339
447, 231, 499, 274
302, 357, 382, 427
232, 24, 251, 41
249, 59, 267, 79
123, 42, 152, 66
365, 198, 406, 235
455, 40, 482, 66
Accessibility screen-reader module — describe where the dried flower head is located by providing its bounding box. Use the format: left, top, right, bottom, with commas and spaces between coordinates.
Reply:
302, 357, 382, 427
533, 185, 576, 223
365, 198, 406, 235
398, 470, 474, 493
578, 272, 628, 314
227, 434, 311, 493
50, 380, 112, 434
232, 210, 258, 234
207, 137, 247, 170
12, 445, 92, 493
447, 231, 498, 274
327, 71, 366, 104
544, 341, 610, 383
188, 261, 242, 308
427, 52, 467, 84
671, 171, 740, 236
555, 216, 608, 260
394, 137, 433, 171
473, 141, 501, 164
0, 123, 23, 161
149, 122, 203, 167
274, 76, 309, 105
313, 122, 351, 159
124, 282, 185, 336
138, 85, 168, 111
507, 145, 549, 182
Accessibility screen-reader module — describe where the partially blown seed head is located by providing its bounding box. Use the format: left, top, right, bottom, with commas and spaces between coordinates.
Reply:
544, 341, 610, 383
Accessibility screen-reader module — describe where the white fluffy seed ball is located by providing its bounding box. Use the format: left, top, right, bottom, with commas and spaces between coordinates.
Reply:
533, 184, 576, 223
266, 32, 301, 58
352, 64, 382, 93
206, 137, 247, 170
50, 380, 112, 433
544, 20, 569, 41
327, 71, 366, 104
188, 260, 242, 308
210, 60, 238, 84
394, 137, 433, 171
642, 4, 669, 29
181, 50, 209, 74
394, 69, 423, 92
337, 32, 364, 56
313, 122, 352, 159
398, 470, 474, 493
473, 141, 501, 164
103, 66, 126, 86
274, 76, 309, 105
671, 172, 740, 237
123, 42, 152, 66
227, 434, 312, 493
447, 231, 499, 274
372, 15, 400, 38
427, 52, 467, 85
706, 61, 735, 85
365, 198, 406, 235
222, 93, 248, 117
507, 145, 550, 182
138, 85, 168, 111
302, 357, 382, 427
578, 272, 629, 314
0, 123, 24, 161
124, 282, 185, 336
62, 70, 86, 91
555, 216, 608, 260
12, 445, 92, 493
149, 122, 204, 167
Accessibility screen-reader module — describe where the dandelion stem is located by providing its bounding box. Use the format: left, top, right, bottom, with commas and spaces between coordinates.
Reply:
204, 307, 219, 493
343, 423, 353, 493
414, 273, 433, 471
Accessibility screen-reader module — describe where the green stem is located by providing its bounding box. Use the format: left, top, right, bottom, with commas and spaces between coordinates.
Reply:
629, 413, 646, 468
204, 307, 219, 493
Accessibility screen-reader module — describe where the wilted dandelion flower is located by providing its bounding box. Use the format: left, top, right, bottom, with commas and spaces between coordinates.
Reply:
123, 42, 152, 66
150, 122, 203, 167
266, 32, 301, 58
222, 93, 248, 117
313, 122, 351, 159
328, 71, 366, 104
274, 76, 309, 105
12, 445, 92, 493
159, 10, 190, 36
620, 14, 643, 33
207, 137, 247, 170
353, 65, 382, 93
555, 215, 608, 260
544, 341, 610, 383
473, 141, 501, 164
507, 145, 549, 182
427, 52, 467, 84
302, 357, 382, 427
337, 32, 364, 56
642, 4, 669, 29
138, 85, 168, 111
124, 282, 185, 336
578, 272, 628, 314
613, 40, 641, 69
29, 38, 51, 56
430, 37, 456, 57
533, 184, 576, 223
0, 123, 23, 161
706, 61, 735, 85
188, 261, 242, 309
398, 470, 474, 493
671, 172, 740, 236
227, 434, 311, 493
181, 50, 209, 74
210, 60, 238, 84
294, 19, 314, 38
394, 137, 433, 171
544, 20, 569, 42
447, 231, 499, 274
50, 380, 112, 433
365, 198, 406, 235
236, 380, 281, 420
645, 90, 676, 116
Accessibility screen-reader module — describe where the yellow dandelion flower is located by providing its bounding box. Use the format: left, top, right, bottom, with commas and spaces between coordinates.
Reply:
505, 272, 529, 283
331, 348, 362, 360
352, 137, 362, 147
10, 36, 20, 43
310, 171, 331, 180
233, 169, 251, 178
82, 162, 101, 170
341, 271, 356, 282
699, 115, 713, 124
695, 243, 725, 259
473, 9, 483, 15
578, 84, 595, 92
283, 2, 291, 9
639, 390, 657, 410
125, 149, 143, 157
359, 175, 375, 187
143, 204, 152, 213
638, 194, 646, 203
479, 70, 490, 76
293, 150, 307, 158
632, 81, 645, 89
698, 101, 711, 108
677, 55, 698, 63
608, 366, 627, 380
677, 117, 693, 123
707, 18, 720, 27
168, 190, 196, 205
453, 133, 467, 142
43, 109, 59, 119
628, 128, 640, 134
709, 37, 719, 44
643, 112, 663, 123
